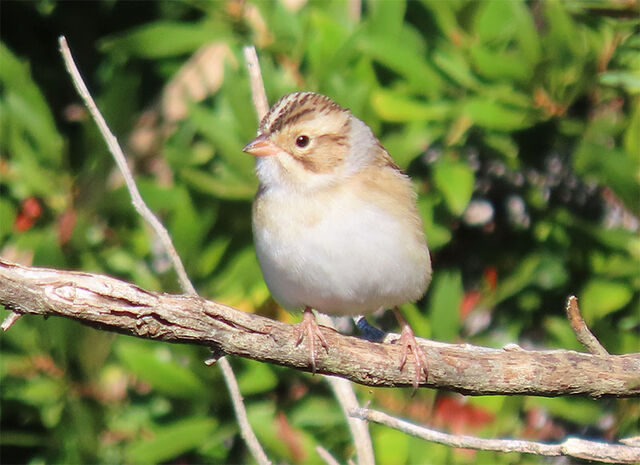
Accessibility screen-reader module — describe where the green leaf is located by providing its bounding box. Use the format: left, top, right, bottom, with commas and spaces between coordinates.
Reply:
375, 426, 409, 465
580, 279, 633, 323
237, 359, 278, 396
367, 0, 406, 37
198, 425, 236, 462
532, 254, 568, 290
246, 401, 321, 464
0, 197, 16, 241
16, 229, 65, 267
401, 302, 431, 340
544, 316, 583, 351
126, 417, 217, 464
257, 0, 303, 48
433, 46, 481, 90
417, 196, 452, 250
306, 11, 351, 81
527, 397, 601, 425
115, 340, 207, 398
474, 0, 519, 44
290, 398, 346, 428
0, 43, 64, 164
573, 141, 639, 213
420, 0, 467, 43
381, 122, 435, 168
428, 271, 463, 341
433, 159, 474, 215
464, 98, 533, 131
5, 377, 63, 408
195, 237, 231, 278
212, 250, 269, 311
599, 70, 640, 94
473, 0, 540, 64
188, 103, 255, 178
483, 133, 519, 162
624, 101, 640, 162
357, 32, 443, 96
180, 167, 256, 200
543, 0, 586, 57
590, 252, 640, 279
510, 0, 542, 64
371, 89, 452, 122
487, 254, 544, 306
99, 21, 228, 58
470, 45, 533, 82
168, 188, 216, 264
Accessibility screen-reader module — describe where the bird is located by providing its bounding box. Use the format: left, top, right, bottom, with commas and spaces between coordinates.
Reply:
242, 91, 432, 389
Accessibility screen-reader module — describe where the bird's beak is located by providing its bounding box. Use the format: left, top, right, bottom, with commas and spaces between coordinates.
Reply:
242, 134, 281, 157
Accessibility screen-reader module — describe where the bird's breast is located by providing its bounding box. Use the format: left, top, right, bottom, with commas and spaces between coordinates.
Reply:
252, 185, 431, 315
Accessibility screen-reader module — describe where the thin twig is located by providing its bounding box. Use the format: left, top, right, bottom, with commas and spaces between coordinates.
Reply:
347, 0, 361, 23
316, 446, 342, 465
243, 46, 269, 124
1, 311, 22, 331
216, 357, 270, 465
326, 376, 374, 465
319, 316, 375, 465
620, 436, 640, 447
351, 408, 640, 464
566, 296, 609, 356
243, 47, 375, 465
220, 359, 272, 465
58, 36, 195, 296
58, 36, 270, 465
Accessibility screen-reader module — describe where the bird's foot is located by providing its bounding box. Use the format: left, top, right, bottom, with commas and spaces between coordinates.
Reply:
295, 307, 329, 373
393, 308, 428, 392
354, 315, 386, 342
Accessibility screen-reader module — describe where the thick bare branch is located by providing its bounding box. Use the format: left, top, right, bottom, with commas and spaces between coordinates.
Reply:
2, 259, 638, 397
351, 408, 640, 464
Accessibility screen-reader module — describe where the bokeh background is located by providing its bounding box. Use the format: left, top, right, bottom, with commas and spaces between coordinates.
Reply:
1, 1, 638, 464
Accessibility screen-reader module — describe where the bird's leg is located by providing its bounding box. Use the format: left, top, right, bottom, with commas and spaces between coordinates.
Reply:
295, 307, 329, 373
354, 315, 386, 342
392, 307, 428, 391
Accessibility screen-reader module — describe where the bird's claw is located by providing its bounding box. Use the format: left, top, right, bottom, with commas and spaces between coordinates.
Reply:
393, 308, 428, 393
295, 307, 329, 373
397, 325, 429, 391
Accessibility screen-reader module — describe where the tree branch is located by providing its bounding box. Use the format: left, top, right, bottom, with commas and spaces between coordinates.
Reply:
56, 36, 270, 465
2, 259, 638, 397
351, 408, 640, 464
243, 46, 269, 124
59, 36, 195, 296
566, 295, 609, 356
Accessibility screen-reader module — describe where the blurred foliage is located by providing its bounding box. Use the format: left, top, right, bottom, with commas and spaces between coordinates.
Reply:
1, 0, 639, 464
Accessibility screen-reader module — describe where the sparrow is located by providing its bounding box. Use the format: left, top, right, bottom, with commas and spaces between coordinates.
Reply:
243, 92, 432, 389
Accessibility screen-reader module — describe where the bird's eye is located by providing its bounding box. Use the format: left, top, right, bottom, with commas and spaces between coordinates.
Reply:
295, 135, 310, 148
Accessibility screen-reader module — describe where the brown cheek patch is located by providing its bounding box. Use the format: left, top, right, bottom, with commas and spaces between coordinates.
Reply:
292, 134, 348, 173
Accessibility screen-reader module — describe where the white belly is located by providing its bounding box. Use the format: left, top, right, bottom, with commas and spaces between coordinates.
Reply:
253, 189, 431, 315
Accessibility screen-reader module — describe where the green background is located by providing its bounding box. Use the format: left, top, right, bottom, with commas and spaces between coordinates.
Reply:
1, 1, 638, 464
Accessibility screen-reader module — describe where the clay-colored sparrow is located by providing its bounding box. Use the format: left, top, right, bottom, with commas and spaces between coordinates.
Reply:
243, 92, 432, 388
